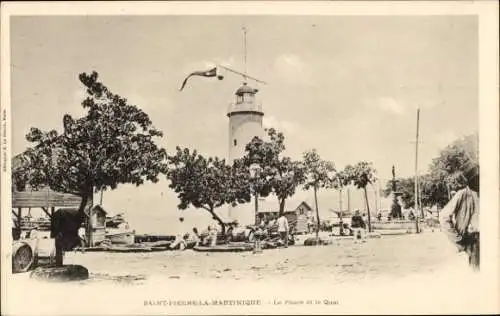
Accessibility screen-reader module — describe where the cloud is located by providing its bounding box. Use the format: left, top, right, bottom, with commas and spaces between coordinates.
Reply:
376, 97, 406, 116
215, 55, 237, 69
434, 129, 459, 147
273, 54, 312, 85
364, 97, 406, 116
263, 115, 300, 135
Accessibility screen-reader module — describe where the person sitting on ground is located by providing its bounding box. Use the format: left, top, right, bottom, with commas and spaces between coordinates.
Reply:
186, 227, 200, 248
198, 226, 210, 246
408, 210, 416, 221
170, 217, 189, 250
350, 210, 366, 240
338, 219, 345, 236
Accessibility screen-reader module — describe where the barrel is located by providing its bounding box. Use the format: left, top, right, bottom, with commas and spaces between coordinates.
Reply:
12, 241, 35, 273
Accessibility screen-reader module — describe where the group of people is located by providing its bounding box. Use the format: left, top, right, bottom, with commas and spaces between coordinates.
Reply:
169, 217, 219, 250
255, 214, 291, 247
170, 213, 293, 251
334, 210, 368, 240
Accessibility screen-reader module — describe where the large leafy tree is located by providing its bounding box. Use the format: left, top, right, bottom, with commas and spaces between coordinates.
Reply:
344, 161, 377, 232
302, 149, 335, 238
425, 133, 479, 207
243, 128, 306, 216
381, 134, 478, 210
13, 71, 168, 265
166, 147, 251, 234
403, 133, 479, 209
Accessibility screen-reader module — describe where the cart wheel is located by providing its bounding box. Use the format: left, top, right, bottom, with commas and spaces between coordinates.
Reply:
12, 243, 35, 273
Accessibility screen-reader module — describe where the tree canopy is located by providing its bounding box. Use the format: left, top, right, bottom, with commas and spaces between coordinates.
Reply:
344, 162, 377, 190
383, 132, 479, 209
166, 147, 251, 233
13, 71, 168, 207
12, 71, 168, 266
243, 128, 306, 215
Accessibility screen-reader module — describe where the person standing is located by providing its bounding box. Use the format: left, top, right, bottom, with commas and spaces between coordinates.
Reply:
77, 224, 86, 253
277, 214, 289, 248
306, 216, 313, 234
208, 225, 218, 247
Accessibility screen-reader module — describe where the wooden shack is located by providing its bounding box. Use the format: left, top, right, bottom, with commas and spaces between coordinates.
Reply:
90, 205, 107, 246
257, 201, 313, 234
11, 154, 92, 246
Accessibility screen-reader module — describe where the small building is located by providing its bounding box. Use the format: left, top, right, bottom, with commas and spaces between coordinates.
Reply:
257, 201, 313, 234
90, 205, 107, 246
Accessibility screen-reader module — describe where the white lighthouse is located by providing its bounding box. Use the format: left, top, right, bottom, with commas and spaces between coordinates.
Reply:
227, 82, 264, 163
227, 82, 264, 224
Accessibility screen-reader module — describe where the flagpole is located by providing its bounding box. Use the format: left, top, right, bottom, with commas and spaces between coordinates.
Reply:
217, 65, 268, 85
242, 27, 248, 82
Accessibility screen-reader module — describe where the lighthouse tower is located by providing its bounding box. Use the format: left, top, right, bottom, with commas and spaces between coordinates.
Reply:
227, 82, 264, 163
227, 82, 264, 223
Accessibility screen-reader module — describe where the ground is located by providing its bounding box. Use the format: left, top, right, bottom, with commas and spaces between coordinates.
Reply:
6, 231, 486, 315
62, 231, 468, 283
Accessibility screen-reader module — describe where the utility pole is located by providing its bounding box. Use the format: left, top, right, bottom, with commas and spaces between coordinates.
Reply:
414, 108, 423, 218
414, 108, 422, 233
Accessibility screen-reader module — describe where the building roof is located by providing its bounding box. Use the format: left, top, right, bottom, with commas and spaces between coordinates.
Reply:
258, 209, 296, 214
235, 83, 258, 95
257, 200, 312, 214
296, 201, 313, 211
92, 205, 108, 215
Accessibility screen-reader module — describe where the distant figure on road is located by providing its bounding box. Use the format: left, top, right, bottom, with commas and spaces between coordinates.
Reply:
306, 216, 313, 234
77, 225, 86, 253
277, 214, 289, 248
351, 210, 366, 240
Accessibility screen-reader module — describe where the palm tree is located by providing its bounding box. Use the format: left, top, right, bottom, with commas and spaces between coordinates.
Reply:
302, 149, 335, 239
344, 162, 377, 232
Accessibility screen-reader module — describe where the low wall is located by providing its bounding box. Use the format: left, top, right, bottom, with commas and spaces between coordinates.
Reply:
371, 221, 417, 230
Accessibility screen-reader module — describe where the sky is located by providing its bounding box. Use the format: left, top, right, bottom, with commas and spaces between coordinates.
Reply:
10, 15, 478, 233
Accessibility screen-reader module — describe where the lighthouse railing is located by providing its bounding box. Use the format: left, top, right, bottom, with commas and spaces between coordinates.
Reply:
227, 101, 263, 114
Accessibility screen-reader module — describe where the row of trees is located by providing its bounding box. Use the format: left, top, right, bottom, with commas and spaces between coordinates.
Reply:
13, 71, 379, 263
168, 127, 378, 237
383, 133, 479, 210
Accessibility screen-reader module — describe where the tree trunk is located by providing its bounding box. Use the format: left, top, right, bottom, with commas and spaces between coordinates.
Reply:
54, 192, 90, 267
210, 209, 226, 235
363, 187, 372, 233
314, 186, 320, 239
339, 187, 344, 236
278, 199, 286, 216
